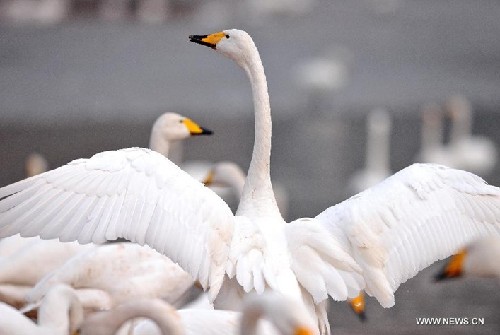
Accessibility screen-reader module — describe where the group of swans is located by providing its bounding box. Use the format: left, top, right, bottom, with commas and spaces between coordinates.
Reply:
416, 95, 497, 176
0, 284, 316, 335
0, 29, 499, 335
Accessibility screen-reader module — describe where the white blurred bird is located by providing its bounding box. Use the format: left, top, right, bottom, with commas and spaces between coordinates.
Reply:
435, 235, 500, 281
445, 95, 497, 177
348, 108, 392, 195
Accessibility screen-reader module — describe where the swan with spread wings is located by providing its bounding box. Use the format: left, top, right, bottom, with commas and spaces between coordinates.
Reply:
1, 29, 500, 335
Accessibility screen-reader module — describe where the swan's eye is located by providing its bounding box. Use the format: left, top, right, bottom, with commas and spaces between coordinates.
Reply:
225, 34, 230, 39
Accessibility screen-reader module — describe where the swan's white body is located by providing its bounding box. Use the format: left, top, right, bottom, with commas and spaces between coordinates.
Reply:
79, 292, 315, 335
348, 108, 392, 195
0, 284, 82, 335
26, 243, 193, 311
0, 30, 500, 334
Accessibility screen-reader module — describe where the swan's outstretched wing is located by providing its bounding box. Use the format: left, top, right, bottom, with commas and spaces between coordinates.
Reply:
0, 148, 235, 299
313, 163, 500, 307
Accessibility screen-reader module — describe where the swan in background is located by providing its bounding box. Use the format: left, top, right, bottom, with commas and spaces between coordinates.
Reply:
0, 284, 82, 335
347, 108, 392, 195
435, 236, 500, 281
0, 0, 68, 25
149, 112, 213, 165
445, 95, 497, 177
25, 243, 194, 312
293, 47, 351, 112
202, 162, 289, 219
79, 291, 315, 335
1, 29, 500, 335
25, 153, 49, 178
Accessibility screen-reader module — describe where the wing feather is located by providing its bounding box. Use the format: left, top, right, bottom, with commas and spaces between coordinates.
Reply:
0, 148, 235, 299
315, 163, 500, 307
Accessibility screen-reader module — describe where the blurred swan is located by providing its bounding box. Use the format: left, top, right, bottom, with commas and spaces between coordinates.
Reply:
414, 103, 452, 166
79, 291, 315, 335
348, 108, 392, 195
0, 0, 68, 25
26, 243, 194, 311
25, 153, 49, 178
445, 95, 497, 176
435, 236, 500, 281
149, 112, 213, 165
1, 29, 500, 335
0, 284, 82, 335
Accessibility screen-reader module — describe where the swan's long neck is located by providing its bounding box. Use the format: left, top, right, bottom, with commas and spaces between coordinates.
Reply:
149, 127, 171, 157
37, 287, 83, 335
236, 43, 281, 219
450, 107, 472, 144
365, 111, 390, 173
239, 297, 266, 335
149, 130, 184, 165
421, 113, 443, 150
90, 300, 184, 335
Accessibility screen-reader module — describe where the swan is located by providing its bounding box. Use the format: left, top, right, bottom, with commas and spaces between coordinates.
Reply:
445, 95, 497, 177
414, 103, 453, 166
434, 235, 500, 281
25, 243, 194, 312
78, 291, 315, 335
148, 112, 213, 164
0, 29, 500, 335
0, 284, 83, 335
347, 108, 392, 195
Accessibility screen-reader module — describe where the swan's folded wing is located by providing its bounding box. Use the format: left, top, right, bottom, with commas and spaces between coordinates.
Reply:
314, 163, 500, 307
0, 148, 235, 299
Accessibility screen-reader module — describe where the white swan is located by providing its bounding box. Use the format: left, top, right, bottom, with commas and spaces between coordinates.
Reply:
445, 95, 497, 177
414, 103, 452, 166
0, 29, 500, 335
0, 284, 83, 335
25, 243, 194, 312
434, 235, 500, 281
149, 112, 213, 165
347, 108, 392, 195
78, 292, 315, 335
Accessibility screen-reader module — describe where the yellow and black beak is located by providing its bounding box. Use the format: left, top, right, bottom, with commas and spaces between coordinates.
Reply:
434, 249, 466, 281
183, 118, 213, 136
348, 291, 366, 322
189, 32, 226, 49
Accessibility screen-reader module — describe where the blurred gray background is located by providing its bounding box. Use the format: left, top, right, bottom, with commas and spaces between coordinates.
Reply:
0, 0, 499, 333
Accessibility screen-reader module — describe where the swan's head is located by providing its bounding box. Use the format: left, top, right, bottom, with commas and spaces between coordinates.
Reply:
202, 161, 246, 193
189, 29, 257, 68
152, 112, 213, 141
435, 236, 500, 281
434, 248, 466, 281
